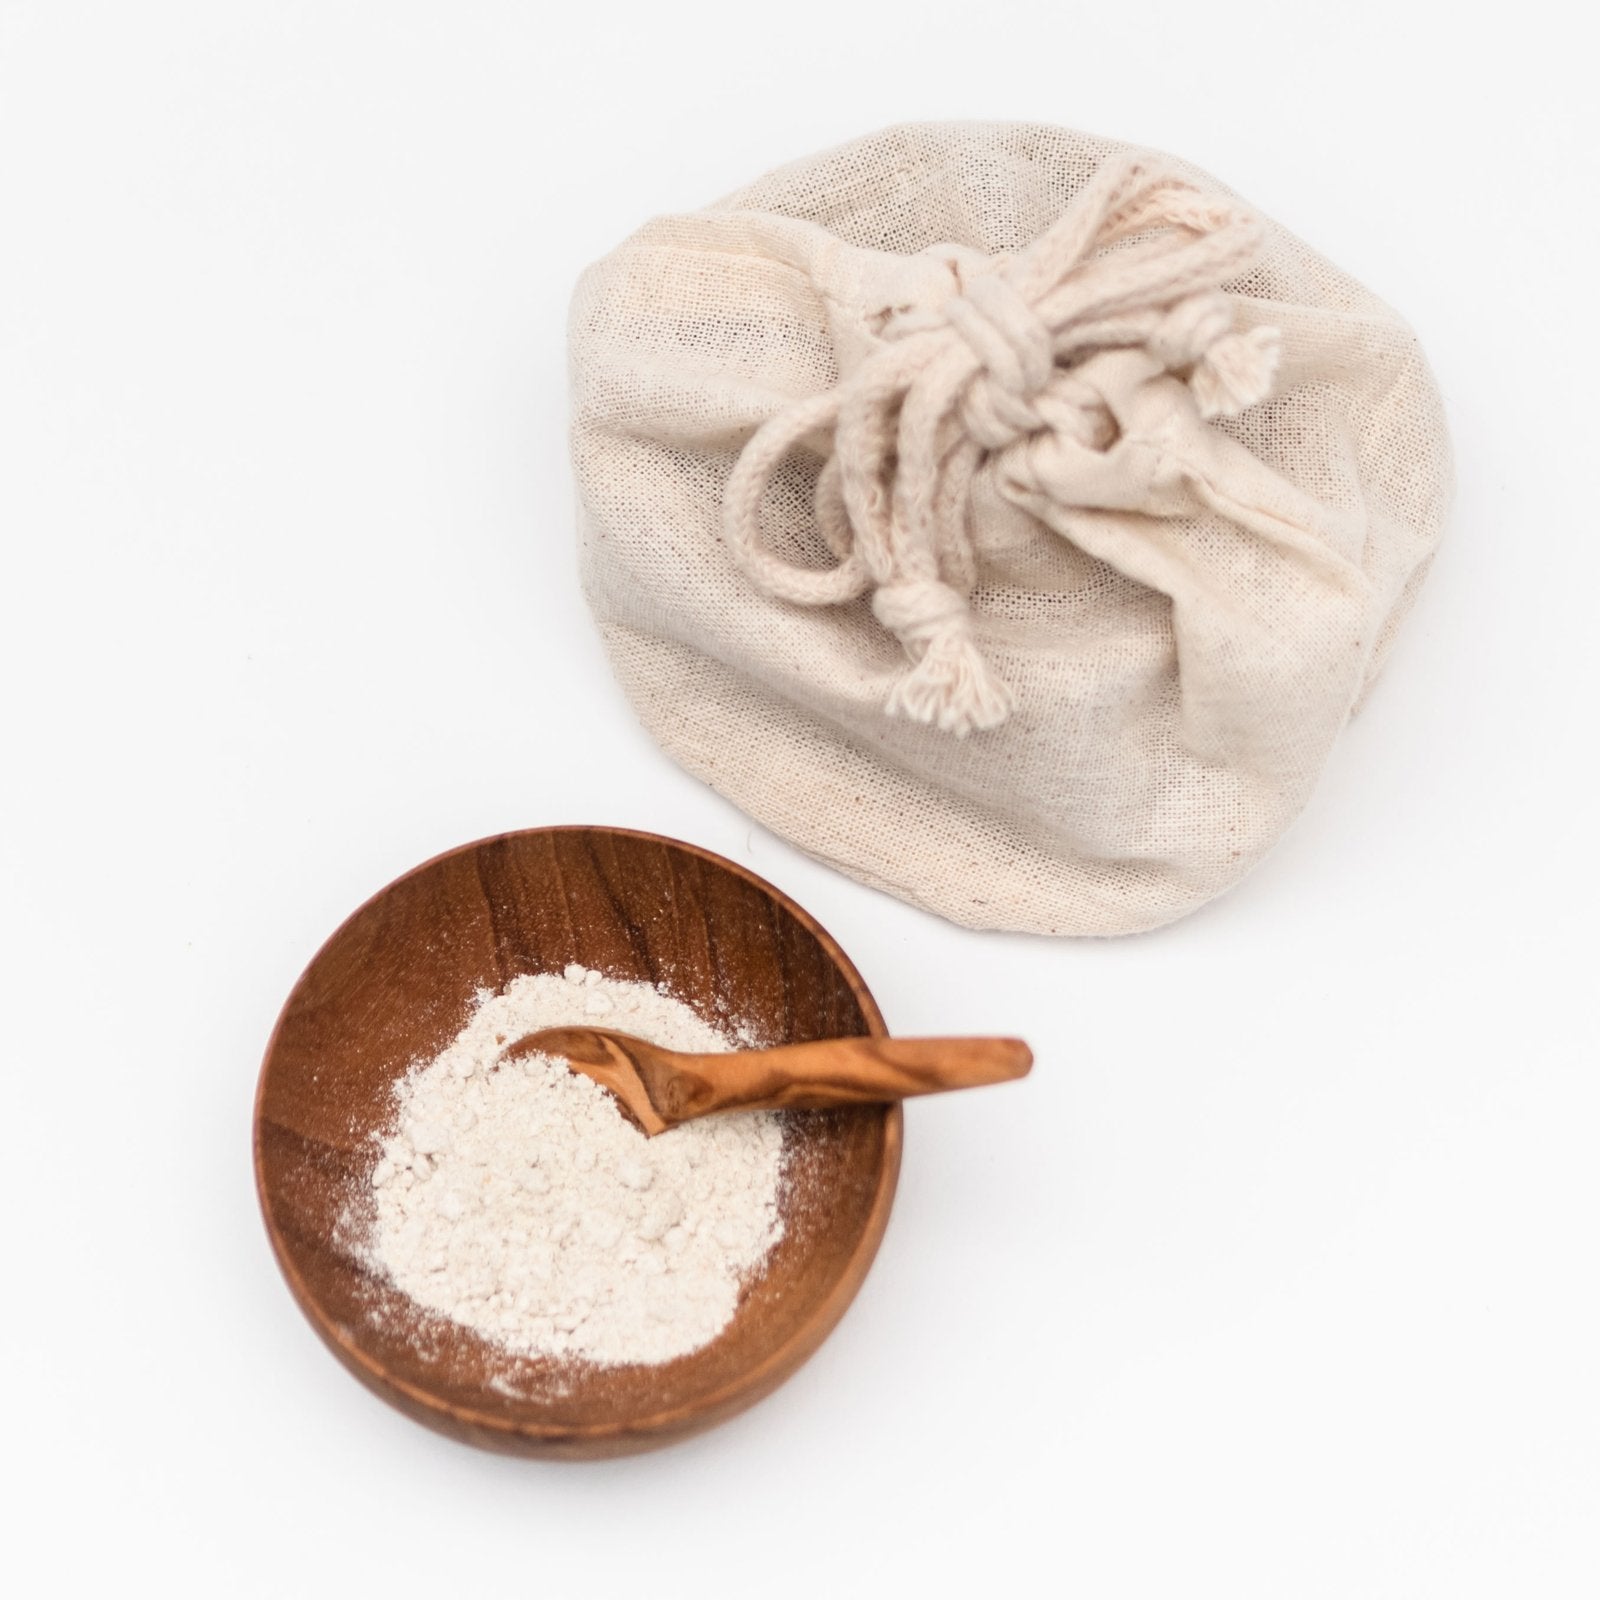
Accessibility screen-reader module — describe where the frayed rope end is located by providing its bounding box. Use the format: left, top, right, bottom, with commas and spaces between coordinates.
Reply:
884, 630, 1015, 737
1192, 324, 1281, 420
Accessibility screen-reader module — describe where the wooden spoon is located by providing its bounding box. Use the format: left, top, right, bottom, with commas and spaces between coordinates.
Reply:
500, 1027, 1032, 1137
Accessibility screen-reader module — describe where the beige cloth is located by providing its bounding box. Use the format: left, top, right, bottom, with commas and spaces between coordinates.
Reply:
569, 123, 1451, 934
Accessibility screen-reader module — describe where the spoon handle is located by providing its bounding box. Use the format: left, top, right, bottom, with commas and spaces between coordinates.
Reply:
668, 1036, 1032, 1120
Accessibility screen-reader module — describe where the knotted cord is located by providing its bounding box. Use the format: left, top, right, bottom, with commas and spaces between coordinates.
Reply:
721, 154, 1282, 736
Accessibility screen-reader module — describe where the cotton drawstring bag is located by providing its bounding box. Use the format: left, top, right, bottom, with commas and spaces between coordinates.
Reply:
569, 123, 1451, 935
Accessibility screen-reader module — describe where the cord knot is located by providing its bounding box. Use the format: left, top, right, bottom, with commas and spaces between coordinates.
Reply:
1148, 292, 1235, 370
943, 274, 1057, 450
871, 576, 970, 641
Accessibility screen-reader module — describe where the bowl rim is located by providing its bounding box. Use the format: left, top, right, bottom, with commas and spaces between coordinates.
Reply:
253, 823, 903, 1455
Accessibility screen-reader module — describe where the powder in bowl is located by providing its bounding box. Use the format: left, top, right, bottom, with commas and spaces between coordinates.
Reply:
366, 965, 786, 1367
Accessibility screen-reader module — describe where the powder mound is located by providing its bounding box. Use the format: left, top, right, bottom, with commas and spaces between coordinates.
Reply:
367, 966, 785, 1367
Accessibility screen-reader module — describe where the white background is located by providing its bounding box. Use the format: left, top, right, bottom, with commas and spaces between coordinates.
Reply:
4, 3, 1595, 1595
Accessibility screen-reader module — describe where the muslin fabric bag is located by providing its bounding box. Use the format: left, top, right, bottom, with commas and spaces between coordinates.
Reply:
569, 124, 1450, 934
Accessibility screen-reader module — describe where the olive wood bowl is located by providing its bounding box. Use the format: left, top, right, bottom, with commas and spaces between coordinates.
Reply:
253, 826, 901, 1458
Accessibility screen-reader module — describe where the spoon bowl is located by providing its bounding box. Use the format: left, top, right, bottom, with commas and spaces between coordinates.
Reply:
254, 826, 900, 1458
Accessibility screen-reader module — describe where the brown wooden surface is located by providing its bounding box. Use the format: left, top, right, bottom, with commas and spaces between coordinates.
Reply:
253, 826, 901, 1459
504, 1027, 1031, 1135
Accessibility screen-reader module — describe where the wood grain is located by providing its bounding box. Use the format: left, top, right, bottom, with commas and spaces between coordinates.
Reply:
253, 826, 901, 1459
503, 1027, 1031, 1135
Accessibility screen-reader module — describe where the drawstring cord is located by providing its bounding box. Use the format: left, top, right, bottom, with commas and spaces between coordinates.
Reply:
720, 154, 1282, 736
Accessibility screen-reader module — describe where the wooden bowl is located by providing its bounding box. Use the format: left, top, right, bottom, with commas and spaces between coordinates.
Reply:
254, 826, 901, 1458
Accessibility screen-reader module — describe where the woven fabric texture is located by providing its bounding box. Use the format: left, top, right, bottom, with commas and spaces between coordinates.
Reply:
569, 123, 1451, 935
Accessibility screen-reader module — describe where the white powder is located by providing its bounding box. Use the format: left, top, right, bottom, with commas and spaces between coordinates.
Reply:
367, 965, 786, 1366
